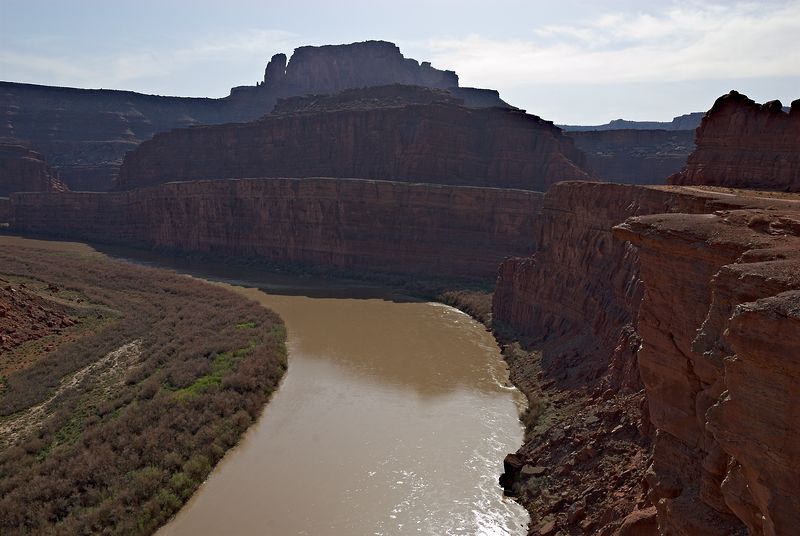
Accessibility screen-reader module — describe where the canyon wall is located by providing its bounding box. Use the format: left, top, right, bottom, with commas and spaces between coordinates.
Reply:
493, 180, 800, 535
11, 177, 542, 281
616, 201, 800, 536
1, 41, 483, 191
115, 101, 591, 191
669, 91, 800, 191
0, 197, 9, 223
0, 142, 66, 196
493, 183, 739, 390
567, 130, 694, 185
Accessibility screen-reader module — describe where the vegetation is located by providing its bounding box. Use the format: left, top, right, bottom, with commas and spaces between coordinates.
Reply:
0, 243, 287, 535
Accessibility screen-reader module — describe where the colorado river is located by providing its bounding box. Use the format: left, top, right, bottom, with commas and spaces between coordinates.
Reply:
3, 237, 529, 535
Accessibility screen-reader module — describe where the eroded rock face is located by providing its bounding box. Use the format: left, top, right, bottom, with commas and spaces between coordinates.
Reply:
0, 41, 482, 192
0, 143, 66, 196
616, 205, 800, 536
269, 41, 458, 96
493, 183, 736, 391
115, 101, 591, 191
493, 181, 800, 534
669, 91, 800, 191
10, 177, 543, 281
567, 130, 694, 185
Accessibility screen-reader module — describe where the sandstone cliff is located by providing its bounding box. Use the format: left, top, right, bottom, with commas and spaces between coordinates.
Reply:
567, 130, 694, 184
669, 91, 800, 191
115, 101, 591, 191
493, 182, 800, 534
0, 142, 66, 196
2, 41, 493, 191
616, 202, 800, 536
11, 177, 542, 281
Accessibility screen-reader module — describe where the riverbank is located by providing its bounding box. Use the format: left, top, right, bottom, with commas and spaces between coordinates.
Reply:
441, 290, 652, 536
0, 236, 287, 535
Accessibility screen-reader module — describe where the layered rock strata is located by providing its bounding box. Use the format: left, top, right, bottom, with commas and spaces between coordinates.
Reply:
1, 41, 489, 191
0, 143, 66, 196
115, 102, 591, 191
616, 202, 800, 536
10, 177, 543, 281
493, 181, 800, 534
669, 91, 800, 191
567, 130, 694, 184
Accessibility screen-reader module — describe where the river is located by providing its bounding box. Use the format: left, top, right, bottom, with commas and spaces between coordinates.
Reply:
3, 237, 530, 535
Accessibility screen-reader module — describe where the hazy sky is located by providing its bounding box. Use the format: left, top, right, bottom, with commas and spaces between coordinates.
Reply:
2, 0, 798, 123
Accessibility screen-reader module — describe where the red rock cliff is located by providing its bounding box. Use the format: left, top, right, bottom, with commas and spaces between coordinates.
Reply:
669, 91, 800, 191
10, 177, 543, 281
567, 129, 694, 185
615, 201, 800, 536
493, 181, 800, 534
0, 142, 66, 196
115, 102, 591, 191
1, 41, 488, 191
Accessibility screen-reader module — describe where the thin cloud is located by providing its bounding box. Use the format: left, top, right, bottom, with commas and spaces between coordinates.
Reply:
423, 1, 800, 88
1, 29, 302, 90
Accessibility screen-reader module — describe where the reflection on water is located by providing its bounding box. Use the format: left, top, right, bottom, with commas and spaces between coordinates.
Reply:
22, 240, 529, 535
157, 283, 528, 535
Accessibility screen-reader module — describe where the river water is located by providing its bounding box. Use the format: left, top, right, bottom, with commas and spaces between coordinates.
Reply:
2, 237, 529, 535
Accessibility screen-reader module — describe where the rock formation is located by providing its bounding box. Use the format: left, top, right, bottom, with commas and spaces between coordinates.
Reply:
10, 177, 543, 281
567, 130, 694, 184
616, 204, 800, 536
669, 91, 800, 191
261, 41, 458, 96
560, 113, 705, 132
493, 181, 800, 534
115, 91, 591, 191
1, 41, 500, 191
0, 142, 66, 196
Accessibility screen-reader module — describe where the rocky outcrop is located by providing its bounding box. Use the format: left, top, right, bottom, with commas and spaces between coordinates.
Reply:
669, 91, 800, 191
115, 100, 591, 191
615, 203, 800, 536
0, 197, 10, 223
492, 183, 741, 391
2, 41, 495, 191
0, 142, 66, 196
260, 41, 458, 96
11, 177, 543, 281
561, 113, 705, 132
492, 181, 800, 534
567, 130, 694, 184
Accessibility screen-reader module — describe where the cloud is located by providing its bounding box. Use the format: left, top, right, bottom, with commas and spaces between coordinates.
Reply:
109, 29, 301, 83
422, 1, 800, 88
0, 29, 301, 91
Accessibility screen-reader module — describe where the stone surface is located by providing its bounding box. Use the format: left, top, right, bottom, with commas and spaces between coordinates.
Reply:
0, 142, 66, 196
616, 506, 659, 536
567, 129, 694, 184
493, 180, 800, 534
615, 199, 800, 536
10, 177, 542, 281
560, 113, 705, 132
669, 90, 800, 191
115, 97, 591, 191
0, 41, 497, 191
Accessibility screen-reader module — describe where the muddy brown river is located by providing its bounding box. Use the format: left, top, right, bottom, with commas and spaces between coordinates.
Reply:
3, 237, 529, 535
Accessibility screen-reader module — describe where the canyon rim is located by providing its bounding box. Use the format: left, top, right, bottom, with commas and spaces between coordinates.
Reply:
1, 4, 799, 535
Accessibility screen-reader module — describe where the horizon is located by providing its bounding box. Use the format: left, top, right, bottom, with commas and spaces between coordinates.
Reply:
2, 0, 799, 124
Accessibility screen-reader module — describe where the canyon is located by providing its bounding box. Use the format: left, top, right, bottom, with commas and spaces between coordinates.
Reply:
670, 91, 800, 192
10, 177, 542, 281
114, 88, 590, 191
2, 27, 799, 536
1, 41, 502, 192
0, 142, 65, 196
566, 130, 694, 184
